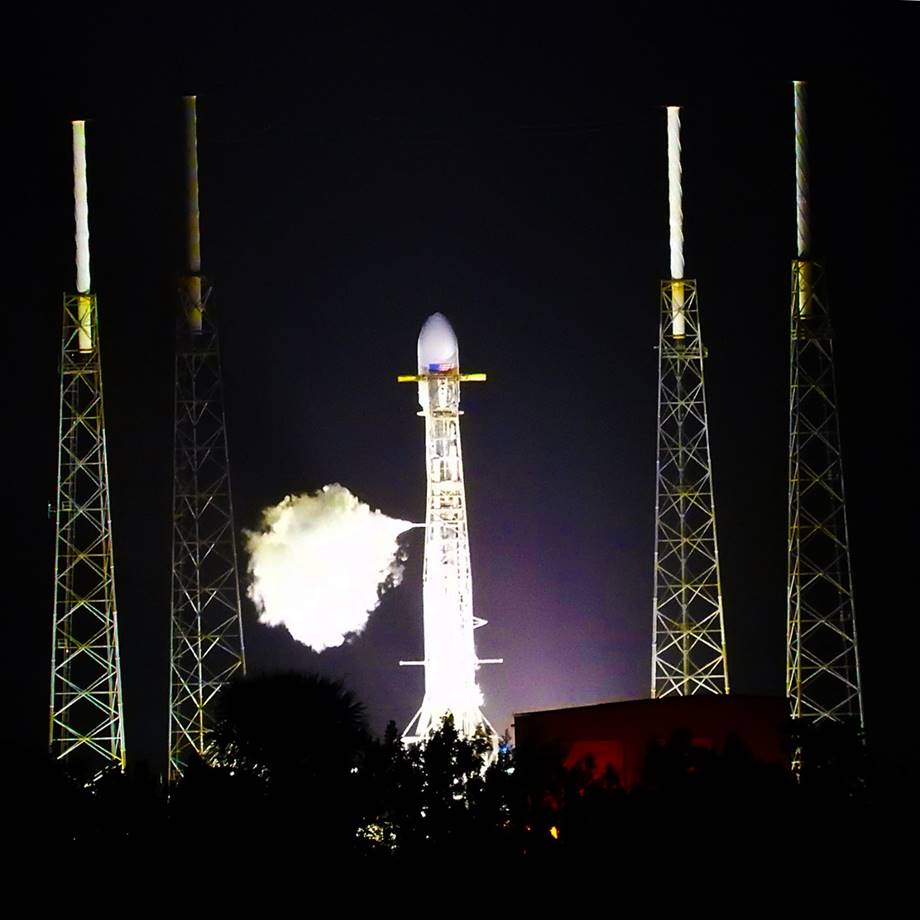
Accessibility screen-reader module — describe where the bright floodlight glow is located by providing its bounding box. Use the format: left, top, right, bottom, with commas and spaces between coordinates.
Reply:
245, 484, 415, 651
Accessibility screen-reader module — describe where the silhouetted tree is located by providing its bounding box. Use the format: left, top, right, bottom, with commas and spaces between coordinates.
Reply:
411, 715, 492, 852
789, 717, 867, 800
186, 671, 370, 850
355, 715, 512, 857
354, 720, 423, 855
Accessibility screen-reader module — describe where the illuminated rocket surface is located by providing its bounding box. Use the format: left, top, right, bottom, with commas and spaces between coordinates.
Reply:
401, 313, 499, 742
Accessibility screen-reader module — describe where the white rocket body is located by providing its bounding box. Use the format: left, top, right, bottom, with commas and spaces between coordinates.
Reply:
406, 313, 491, 741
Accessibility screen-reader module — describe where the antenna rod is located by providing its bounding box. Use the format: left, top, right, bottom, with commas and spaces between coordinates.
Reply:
667, 106, 685, 337
667, 106, 684, 279
184, 95, 203, 332
794, 81, 810, 259
793, 81, 812, 317
72, 121, 93, 351
185, 95, 201, 274
72, 121, 90, 294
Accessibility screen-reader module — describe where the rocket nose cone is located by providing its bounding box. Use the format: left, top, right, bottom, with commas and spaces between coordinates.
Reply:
418, 312, 459, 373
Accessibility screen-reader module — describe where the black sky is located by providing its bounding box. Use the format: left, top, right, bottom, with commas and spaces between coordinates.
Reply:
5, 2, 915, 778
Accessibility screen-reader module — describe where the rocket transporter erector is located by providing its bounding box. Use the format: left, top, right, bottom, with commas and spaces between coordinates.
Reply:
398, 313, 500, 743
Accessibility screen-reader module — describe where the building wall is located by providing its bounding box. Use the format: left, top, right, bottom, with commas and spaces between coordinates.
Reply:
513, 695, 788, 788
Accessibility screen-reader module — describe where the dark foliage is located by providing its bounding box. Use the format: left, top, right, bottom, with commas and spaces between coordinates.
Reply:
210, 671, 368, 781
21, 674, 893, 862
171, 671, 370, 853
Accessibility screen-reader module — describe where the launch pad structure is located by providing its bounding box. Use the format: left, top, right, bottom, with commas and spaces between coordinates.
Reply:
786, 82, 863, 735
398, 313, 501, 743
168, 97, 247, 781
42, 83, 868, 784
651, 108, 730, 697
50, 122, 127, 773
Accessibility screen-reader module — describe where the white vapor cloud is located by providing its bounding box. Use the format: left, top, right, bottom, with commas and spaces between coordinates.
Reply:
245, 484, 416, 651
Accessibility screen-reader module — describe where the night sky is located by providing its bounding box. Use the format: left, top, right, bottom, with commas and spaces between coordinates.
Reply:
5, 3, 915, 777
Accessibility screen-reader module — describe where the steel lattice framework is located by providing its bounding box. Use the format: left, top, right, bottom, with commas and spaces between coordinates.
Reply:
50, 292, 127, 772
168, 292, 246, 781
652, 279, 730, 696
786, 260, 863, 728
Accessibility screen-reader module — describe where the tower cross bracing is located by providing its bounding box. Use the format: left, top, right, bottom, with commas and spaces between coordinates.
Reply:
785, 81, 863, 736
786, 260, 863, 727
652, 279, 730, 696
168, 302, 246, 780
167, 96, 246, 781
51, 291, 126, 771
50, 121, 126, 775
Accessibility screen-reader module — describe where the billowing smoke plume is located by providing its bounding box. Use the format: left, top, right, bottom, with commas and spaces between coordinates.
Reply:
245, 484, 415, 651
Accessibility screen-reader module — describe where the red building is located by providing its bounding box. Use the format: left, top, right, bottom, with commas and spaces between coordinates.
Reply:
513, 695, 788, 788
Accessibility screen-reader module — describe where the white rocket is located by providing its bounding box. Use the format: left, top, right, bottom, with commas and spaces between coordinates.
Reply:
399, 313, 500, 742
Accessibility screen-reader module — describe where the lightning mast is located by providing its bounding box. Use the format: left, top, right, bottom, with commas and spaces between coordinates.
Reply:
50, 121, 126, 773
398, 313, 501, 742
168, 96, 246, 781
786, 82, 863, 730
651, 107, 730, 697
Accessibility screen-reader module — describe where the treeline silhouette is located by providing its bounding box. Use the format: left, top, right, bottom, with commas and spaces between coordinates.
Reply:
8, 672, 879, 860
